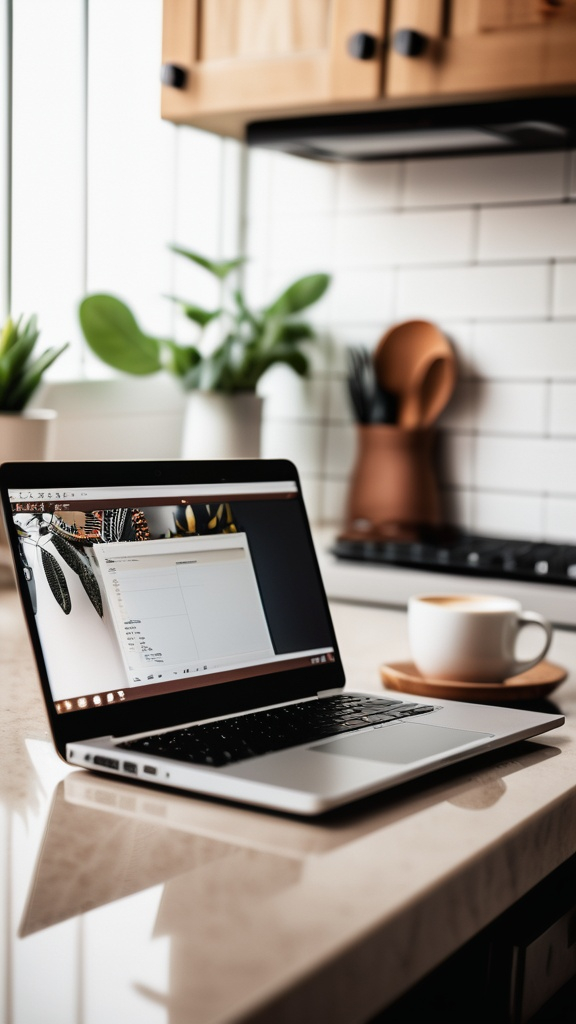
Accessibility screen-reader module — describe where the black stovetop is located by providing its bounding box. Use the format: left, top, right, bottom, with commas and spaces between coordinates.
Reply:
332, 532, 576, 588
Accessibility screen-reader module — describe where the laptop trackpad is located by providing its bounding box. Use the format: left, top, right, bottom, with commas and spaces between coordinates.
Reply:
313, 722, 490, 764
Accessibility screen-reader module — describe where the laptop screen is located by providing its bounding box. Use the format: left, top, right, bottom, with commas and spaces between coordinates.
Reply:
3, 462, 341, 748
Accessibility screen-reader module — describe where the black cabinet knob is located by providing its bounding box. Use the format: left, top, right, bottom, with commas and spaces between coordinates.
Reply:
392, 28, 428, 58
161, 63, 187, 89
347, 32, 378, 60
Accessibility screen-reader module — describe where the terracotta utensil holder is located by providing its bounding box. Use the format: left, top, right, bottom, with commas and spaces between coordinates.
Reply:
344, 425, 441, 540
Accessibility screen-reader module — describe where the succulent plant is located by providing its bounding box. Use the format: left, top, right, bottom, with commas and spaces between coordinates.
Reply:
0, 314, 68, 412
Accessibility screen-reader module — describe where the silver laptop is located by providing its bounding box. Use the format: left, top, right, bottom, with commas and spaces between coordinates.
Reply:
0, 458, 564, 816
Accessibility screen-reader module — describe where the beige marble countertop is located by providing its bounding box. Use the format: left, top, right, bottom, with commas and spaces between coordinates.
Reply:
1, 585, 576, 1024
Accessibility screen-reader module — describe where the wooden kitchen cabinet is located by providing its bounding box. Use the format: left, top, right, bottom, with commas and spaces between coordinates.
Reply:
386, 0, 576, 99
161, 0, 576, 138
161, 0, 387, 135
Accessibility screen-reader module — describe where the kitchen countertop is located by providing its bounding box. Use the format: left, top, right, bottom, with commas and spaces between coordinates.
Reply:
1, 585, 576, 1024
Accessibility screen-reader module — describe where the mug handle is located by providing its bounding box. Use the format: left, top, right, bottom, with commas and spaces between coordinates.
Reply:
510, 611, 553, 677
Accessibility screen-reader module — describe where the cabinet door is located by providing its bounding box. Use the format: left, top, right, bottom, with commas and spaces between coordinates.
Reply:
162, 0, 387, 133
386, 0, 576, 98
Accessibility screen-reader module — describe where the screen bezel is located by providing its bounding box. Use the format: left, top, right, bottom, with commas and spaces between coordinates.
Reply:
0, 458, 345, 759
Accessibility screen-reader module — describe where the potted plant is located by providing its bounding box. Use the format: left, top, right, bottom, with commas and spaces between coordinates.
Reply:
79, 246, 330, 458
0, 314, 68, 463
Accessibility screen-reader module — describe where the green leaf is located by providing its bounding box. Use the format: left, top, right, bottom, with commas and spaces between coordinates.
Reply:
278, 321, 315, 344
0, 316, 21, 356
265, 273, 330, 318
237, 346, 309, 390
6, 343, 69, 411
163, 295, 221, 327
162, 340, 202, 378
168, 245, 246, 280
232, 290, 260, 330
1, 330, 38, 381
79, 295, 163, 375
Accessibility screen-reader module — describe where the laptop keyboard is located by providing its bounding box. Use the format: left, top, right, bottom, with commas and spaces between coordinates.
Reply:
118, 694, 436, 768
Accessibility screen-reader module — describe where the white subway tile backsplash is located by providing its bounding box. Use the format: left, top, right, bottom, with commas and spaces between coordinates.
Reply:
260, 419, 324, 476
553, 262, 576, 316
542, 439, 576, 494
473, 381, 547, 436
246, 149, 272, 226
320, 478, 349, 527
478, 204, 576, 261
550, 383, 576, 435
298, 476, 323, 524
471, 436, 576, 499
437, 433, 475, 488
441, 323, 475, 378
438, 381, 477, 431
336, 162, 401, 212
172, 129, 225, 327
397, 264, 548, 320
269, 150, 335, 216
472, 491, 544, 539
330, 269, 396, 324
544, 496, 576, 542
402, 151, 566, 208
327, 377, 355, 423
440, 487, 474, 531
395, 209, 474, 266
243, 241, 269, 307
325, 423, 357, 478
246, 149, 576, 535
334, 213, 389, 267
269, 213, 333, 270
335, 209, 473, 267
473, 321, 576, 380
328, 324, 394, 369
475, 437, 546, 492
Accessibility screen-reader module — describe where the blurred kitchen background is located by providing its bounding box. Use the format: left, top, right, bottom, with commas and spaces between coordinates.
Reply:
2, 0, 576, 542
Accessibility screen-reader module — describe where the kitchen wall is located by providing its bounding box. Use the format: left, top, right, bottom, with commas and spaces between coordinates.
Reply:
246, 146, 576, 541
3, 2, 575, 544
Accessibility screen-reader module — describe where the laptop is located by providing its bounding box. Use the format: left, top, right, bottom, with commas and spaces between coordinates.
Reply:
0, 458, 564, 816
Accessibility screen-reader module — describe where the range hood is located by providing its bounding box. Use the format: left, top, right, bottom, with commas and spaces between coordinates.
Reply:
247, 96, 576, 162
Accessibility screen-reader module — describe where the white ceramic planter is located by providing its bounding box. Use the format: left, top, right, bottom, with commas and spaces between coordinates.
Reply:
0, 409, 57, 563
0, 408, 56, 463
181, 392, 263, 460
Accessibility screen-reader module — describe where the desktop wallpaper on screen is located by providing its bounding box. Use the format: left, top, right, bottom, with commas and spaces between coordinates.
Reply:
8, 481, 335, 715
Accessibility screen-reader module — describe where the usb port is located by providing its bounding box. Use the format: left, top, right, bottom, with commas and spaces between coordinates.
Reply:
123, 761, 138, 774
94, 756, 119, 770
143, 765, 157, 776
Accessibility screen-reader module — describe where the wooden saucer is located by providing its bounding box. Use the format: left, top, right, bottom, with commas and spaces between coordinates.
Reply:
380, 660, 567, 704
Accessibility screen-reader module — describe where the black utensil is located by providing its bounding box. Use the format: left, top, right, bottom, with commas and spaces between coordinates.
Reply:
346, 346, 397, 424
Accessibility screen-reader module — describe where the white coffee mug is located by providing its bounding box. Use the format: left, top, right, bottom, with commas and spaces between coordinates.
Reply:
408, 594, 553, 683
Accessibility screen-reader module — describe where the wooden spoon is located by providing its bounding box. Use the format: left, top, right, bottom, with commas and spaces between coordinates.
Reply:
374, 320, 456, 428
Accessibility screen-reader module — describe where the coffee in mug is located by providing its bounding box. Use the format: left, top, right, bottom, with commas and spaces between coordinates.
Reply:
408, 594, 553, 683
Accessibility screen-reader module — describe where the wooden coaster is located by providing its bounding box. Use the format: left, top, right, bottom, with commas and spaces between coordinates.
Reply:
380, 660, 568, 704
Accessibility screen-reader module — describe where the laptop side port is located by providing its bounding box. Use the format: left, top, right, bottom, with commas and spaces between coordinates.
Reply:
94, 755, 119, 770
123, 761, 138, 774
143, 765, 157, 775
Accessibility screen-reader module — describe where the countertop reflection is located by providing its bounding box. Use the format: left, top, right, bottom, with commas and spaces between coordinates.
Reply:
2, 588, 576, 1024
